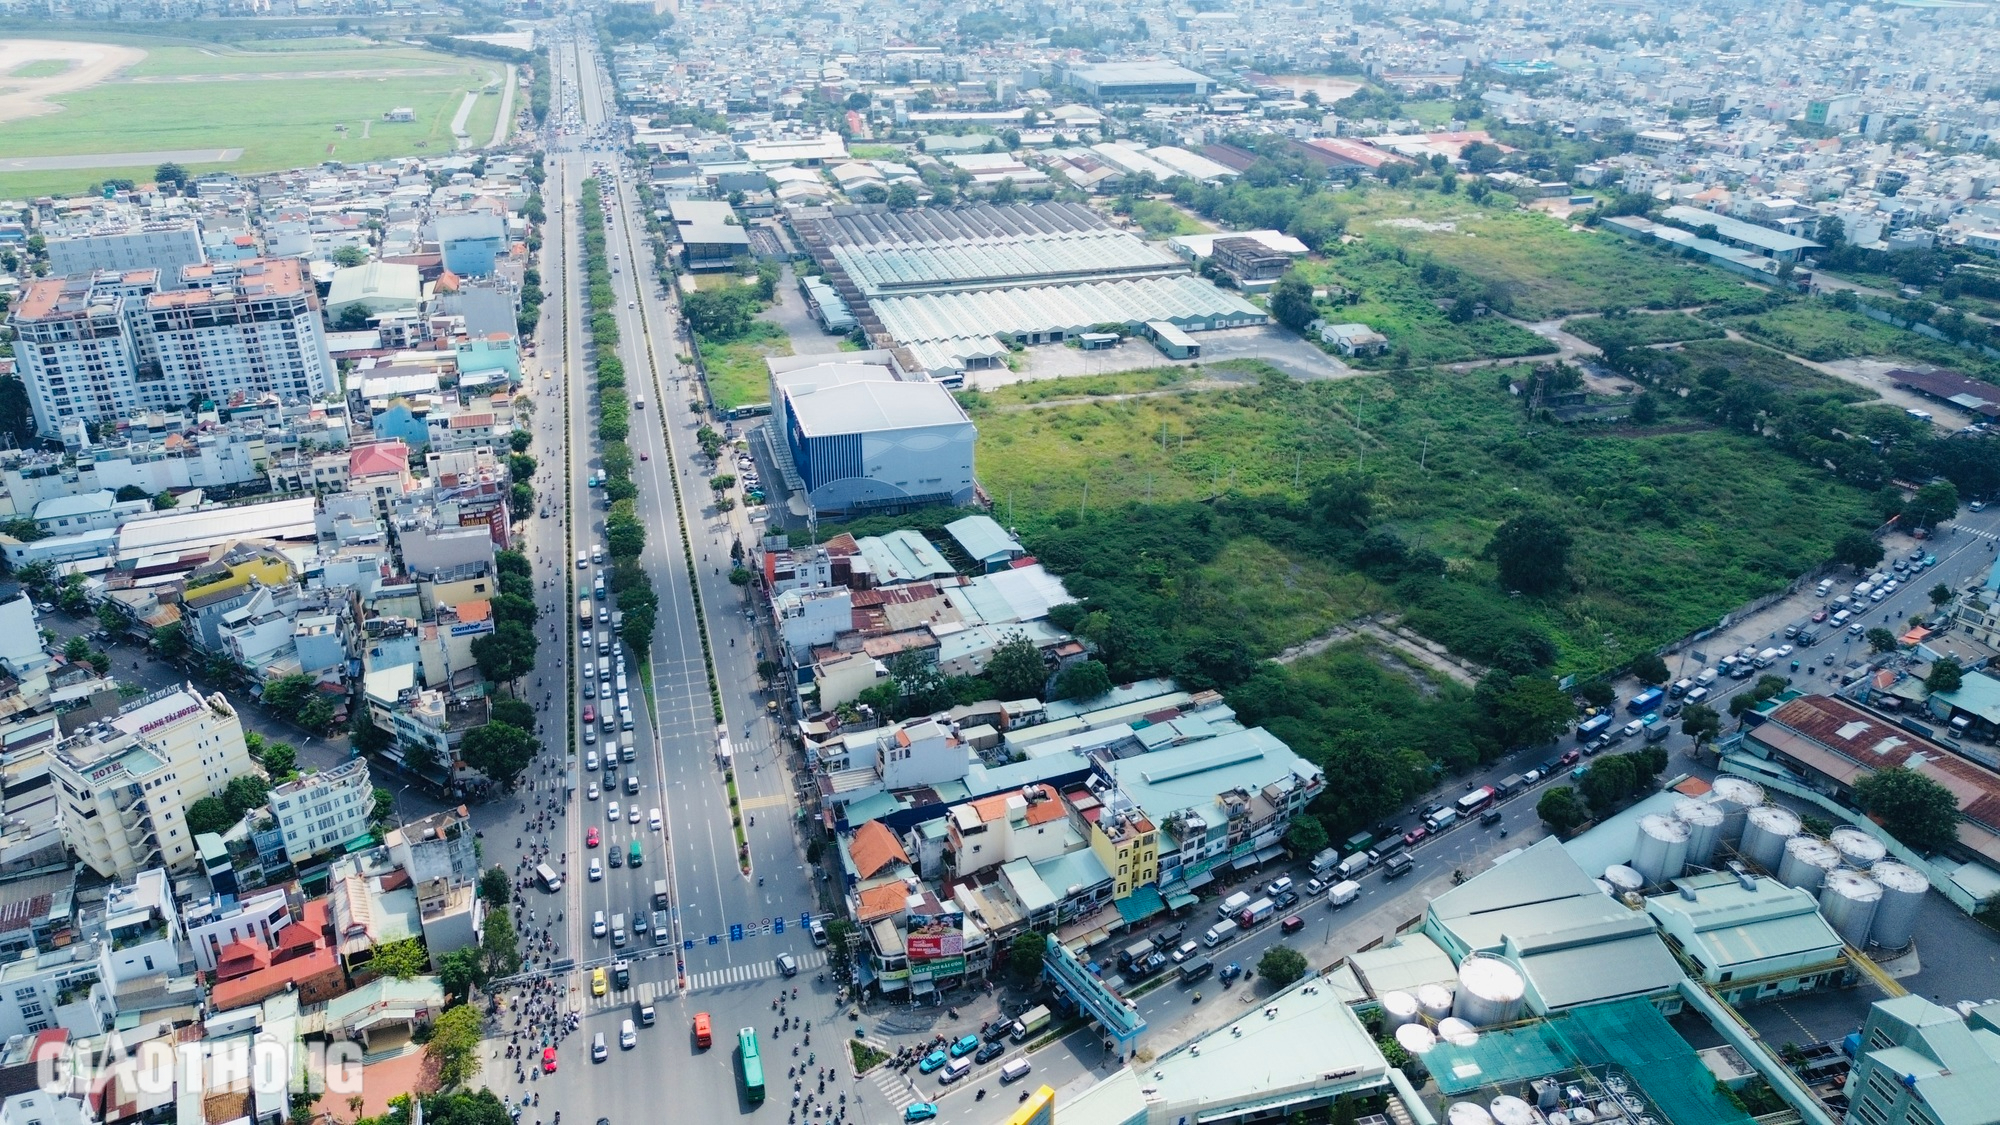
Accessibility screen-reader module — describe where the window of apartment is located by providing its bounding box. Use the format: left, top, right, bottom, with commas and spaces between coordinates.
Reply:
18, 1001, 44, 1019
14, 986, 38, 1002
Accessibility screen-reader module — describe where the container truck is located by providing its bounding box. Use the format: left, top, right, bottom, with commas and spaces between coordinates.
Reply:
1325, 880, 1361, 907
1009, 1006, 1051, 1042
1309, 848, 1342, 878
1235, 897, 1277, 928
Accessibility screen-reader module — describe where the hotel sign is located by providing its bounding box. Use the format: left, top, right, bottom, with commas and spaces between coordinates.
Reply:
136, 703, 202, 736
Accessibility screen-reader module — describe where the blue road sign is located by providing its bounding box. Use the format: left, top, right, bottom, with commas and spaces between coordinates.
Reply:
773, 918, 784, 934
707, 934, 718, 946
800, 913, 811, 928
730, 923, 744, 942
683, 940, 694, 951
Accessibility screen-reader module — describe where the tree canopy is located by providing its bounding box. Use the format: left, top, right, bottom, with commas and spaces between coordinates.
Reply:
461, 722, 537, 786
1485, 511, 1571, 595
1855, 766, 1960, 854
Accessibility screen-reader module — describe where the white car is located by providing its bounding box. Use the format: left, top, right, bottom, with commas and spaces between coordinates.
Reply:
608, 801, 621, 822
628, 805, 640, 824
585, 751, 599, 771
649, 808, 663, 831
587, 783, 600, 800
588, 859, 603, 882
620, 1019, 637, 1049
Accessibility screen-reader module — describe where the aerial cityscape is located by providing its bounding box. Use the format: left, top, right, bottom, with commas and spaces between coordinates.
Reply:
2, 4, 2000, 1125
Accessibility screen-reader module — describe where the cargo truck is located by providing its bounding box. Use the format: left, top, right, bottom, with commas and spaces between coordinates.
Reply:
1009, 1006, 1051, 1042
1325, 880, 1361, 907
1235, 897, 1277, 928
1309, 848, 1342, 878
1642, 714, 1670, 742
1495, 774, 1525, 798
653, 879, 670, 910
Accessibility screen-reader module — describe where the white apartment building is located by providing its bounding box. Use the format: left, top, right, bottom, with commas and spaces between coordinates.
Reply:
45, 220, 205, 283
144, 259, 334, 410
7, 272, 155, 433
183, 885, 292, 973
51, 685, 254, 881
268, 757, 372, 866
0, 943, 110, 1040
11, 258, 334, 438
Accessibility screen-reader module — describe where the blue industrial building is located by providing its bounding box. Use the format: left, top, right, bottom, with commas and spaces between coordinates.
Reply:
769, 353, 976, 515
436, 213, 507, 277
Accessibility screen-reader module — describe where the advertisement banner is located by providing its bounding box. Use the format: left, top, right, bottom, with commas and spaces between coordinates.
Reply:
906, 930, 964, 960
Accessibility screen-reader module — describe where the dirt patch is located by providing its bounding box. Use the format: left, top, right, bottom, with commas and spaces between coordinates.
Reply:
1274, 616, 1486, 689
0, 39, 145, 125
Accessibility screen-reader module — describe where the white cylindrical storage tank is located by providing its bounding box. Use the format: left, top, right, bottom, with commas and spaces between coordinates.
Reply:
1454, 955, 1526, 1027
1779, 836, 1841, 892
1707, 777, 1765, 845
1594, 877, 1616, 897
1570, 1109, 1596, 1125
1436, 1016, 1478, 1046
1867, 861, 1929, 951
1489, 1097, 1535, 1125
1548, 1113, 1570, 1125
1673, 797, 1725, 867
1740, 805, 1801, 870
1381, 990, 1420, 1028
1631, 813, 1691, 885
1396, 1023, 1437, 1056
1604, 865, 1644, 894
1818, 868, 1882, 946
1830, 826, 1888, 869
1449, 1103, 1494, 1125
1416, 983, 1455, 1021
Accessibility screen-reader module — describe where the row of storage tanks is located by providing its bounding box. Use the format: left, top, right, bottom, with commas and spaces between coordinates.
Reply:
1448, 1095, 1626, 1125
1382, 955, 1530, 1062
1602, 777, 1928, 951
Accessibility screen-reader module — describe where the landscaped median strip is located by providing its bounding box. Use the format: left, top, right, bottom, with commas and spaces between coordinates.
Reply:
607, 174, 747, 872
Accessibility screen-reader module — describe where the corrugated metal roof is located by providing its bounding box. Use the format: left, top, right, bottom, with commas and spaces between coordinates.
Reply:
873, 276, 1264, 344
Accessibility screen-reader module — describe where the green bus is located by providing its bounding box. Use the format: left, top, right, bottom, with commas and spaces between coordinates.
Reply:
737, 1027, 765, 1103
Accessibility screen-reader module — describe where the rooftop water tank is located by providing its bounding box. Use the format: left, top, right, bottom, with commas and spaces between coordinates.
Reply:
1449, 1103, 1495, 1125
1436, 1016, 1478, 1046
1830, 826, 1888, 869
1454, 954, 1526, 1027
1594, 877, 1616, 897
1673, 796, 1725, 867
1740, 805, 1802, 870
1867, 860, 1929, 951
1631, 813, 1691, 885
1604, 865, 1645, 894
1416, 983, 1455, 1021
1778, 836, 1842, 893
1489, 1096, 1535, 1125
1396, 1022, 1437, 1056
1818, 868, 1883, 946
1381, 990, 1420, 1029
1707, 777, 1765, 845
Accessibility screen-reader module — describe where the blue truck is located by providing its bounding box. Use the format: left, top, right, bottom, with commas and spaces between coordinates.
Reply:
1627, 687, 1666, 714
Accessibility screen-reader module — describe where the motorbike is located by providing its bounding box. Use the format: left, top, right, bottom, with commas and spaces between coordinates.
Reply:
976, 1090, 987, 1102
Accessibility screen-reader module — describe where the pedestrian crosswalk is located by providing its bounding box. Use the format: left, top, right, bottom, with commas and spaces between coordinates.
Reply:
683, 948, 828, 992
866, 1056, 923, 1112
583, 975, 676, 1013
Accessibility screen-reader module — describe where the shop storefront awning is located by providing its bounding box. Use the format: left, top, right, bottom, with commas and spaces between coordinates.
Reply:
1113, 887, 1165, 926
1166, 891, 1199, 910
1182, 870, 1215, 890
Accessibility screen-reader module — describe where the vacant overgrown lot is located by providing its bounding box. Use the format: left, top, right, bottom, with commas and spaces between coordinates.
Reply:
968, 362, 1877, 673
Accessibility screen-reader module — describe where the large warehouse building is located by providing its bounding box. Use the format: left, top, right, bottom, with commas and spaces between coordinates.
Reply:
767, 352, 977, 515
796, 203, 1266, 378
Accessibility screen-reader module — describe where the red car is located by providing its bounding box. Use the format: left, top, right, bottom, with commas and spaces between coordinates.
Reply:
582, 704, 596, 723
1402, 826, 1429, 847
1811, 608, 1829, 623
1559, 749, 1582, 767
542, 1046, 558, 1073
640, 451, 649, 460
586, 827, 600, 848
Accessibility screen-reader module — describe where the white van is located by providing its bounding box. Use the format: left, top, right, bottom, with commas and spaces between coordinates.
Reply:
577, 551, 589, 569
942, 1057, 972, 1085
1202, 919, 1239, 947
648, 807, 662, 831
999, 1059, 1032, 1085
593, 910, 606, 937
592, 1033, 608, 1062
1217, 892, 1252, 919
615, 674, 627, 693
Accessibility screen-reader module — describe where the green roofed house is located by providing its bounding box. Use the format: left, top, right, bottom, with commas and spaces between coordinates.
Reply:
1643, 871, 1851, 1008
1844, 995, 2000, 1125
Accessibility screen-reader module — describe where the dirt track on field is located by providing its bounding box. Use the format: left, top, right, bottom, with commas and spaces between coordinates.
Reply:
0, 39, 145, 124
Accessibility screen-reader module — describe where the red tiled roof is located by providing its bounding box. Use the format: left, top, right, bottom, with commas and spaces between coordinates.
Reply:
856, 883, 910, 923
1758, 694, 2000, 832
849, 821, 910, 879
349, 442, 409, 478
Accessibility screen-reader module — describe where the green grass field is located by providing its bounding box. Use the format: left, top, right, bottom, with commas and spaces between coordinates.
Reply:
1564, 312, 1724, 349
699, 321, 789, 411
971, 363, 1878, 672
1339, 190, 1752, 319
7, 58, 72, 79
1722, 299, 2000, 378
0, 36, 503, 197
1292, 252, 1559, 367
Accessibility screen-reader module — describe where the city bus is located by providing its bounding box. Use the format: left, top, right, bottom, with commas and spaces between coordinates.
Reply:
737, 1028, 765, 1103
